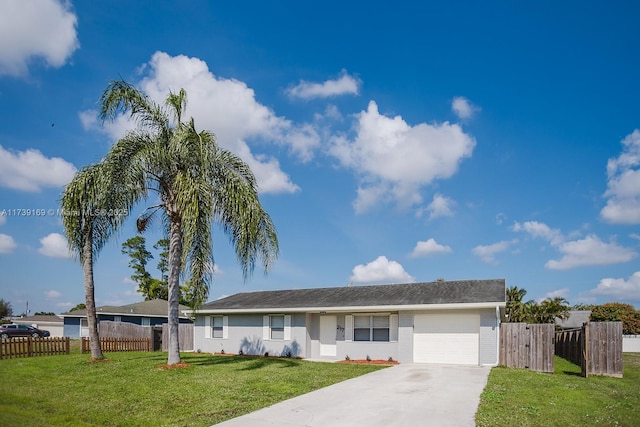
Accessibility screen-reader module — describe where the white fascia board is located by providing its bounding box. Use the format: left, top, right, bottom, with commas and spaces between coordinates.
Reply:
189, 301, 505, 315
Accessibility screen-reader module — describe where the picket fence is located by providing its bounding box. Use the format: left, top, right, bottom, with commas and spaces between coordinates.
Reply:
81, 336, 151, 353
0, 337, 70, 359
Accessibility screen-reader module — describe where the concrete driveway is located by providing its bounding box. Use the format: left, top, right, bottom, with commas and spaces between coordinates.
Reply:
214, 363, 491, 427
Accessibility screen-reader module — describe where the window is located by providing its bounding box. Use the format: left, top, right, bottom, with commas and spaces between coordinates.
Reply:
212, 316, 224, 338
114, 316, 121, 323
270, 315, 285, 340
353, 315, 390, 342
206, 315, 227, 339
141, 317, 151, 327
263, 315, 291, 341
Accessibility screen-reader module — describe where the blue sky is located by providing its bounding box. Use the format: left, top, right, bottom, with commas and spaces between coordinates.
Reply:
1, 0, 639, 315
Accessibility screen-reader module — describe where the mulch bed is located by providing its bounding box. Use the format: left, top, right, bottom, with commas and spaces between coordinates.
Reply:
157, 362, 191, 370
338, 359, 399, 365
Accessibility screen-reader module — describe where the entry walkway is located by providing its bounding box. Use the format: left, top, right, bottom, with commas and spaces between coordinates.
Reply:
214, 363, 491, 427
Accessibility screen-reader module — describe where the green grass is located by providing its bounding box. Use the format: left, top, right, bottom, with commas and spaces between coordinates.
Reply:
0, 350, 384, 427
476, 353, 640, 426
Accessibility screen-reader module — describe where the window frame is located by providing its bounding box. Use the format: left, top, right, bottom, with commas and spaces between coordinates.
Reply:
352, 314, 391, 342
212, 315, 224, 339
205, 315, 228, 339
263, 314, 291, 341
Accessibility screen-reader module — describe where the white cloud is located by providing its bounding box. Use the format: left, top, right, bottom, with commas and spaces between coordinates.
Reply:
38, 233, 71, 258
543, 288, 570, 301
583, 271, 640, 302
0, 233, 17, 254
545, 235, 637, 270
601, 130, 640, 224
410, 238, 452, 258
472, 240, 517, 264
350, 256, 415, 285
287, 70, 360, 99
425, 193, 455, 220
56, 301, 73, 310
330, 101, 476, 213
85, 51, 316, 193
45, 290, 62, 299
451, 97, 480, 119
512, 221, 564, 246
0, 0, 79, 77
0, 146, 77, 192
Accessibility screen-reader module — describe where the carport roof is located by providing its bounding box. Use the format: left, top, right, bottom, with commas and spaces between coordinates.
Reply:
198, 279, 506, 311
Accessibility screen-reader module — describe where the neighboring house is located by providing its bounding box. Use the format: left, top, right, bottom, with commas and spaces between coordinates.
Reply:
555, 310, 591, 330
61, 299, 192, 338
191, 279, 506, 366
12, 315, 64, 337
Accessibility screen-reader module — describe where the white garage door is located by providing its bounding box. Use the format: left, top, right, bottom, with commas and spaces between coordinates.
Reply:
413, 313, 479, 365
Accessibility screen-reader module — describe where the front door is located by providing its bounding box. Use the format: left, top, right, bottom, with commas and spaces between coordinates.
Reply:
319, 315, 337, 357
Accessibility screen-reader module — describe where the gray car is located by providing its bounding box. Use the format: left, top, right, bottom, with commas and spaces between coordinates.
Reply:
0, 324, 50, 339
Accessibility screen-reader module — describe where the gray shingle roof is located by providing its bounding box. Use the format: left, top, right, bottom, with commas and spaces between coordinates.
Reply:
199, 279, 506, 311
61, 299, 191, 318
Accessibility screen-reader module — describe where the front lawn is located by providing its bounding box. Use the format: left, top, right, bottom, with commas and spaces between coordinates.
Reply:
476, 353, 640, 426
0, 351, 384, 426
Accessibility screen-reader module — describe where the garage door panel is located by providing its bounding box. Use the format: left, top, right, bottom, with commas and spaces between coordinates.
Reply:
413, 313, 479, 365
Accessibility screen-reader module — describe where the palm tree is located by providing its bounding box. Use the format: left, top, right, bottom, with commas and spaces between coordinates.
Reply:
505, 286, 529, 322
99, 80, 279, 365
535, 297, 570, 324
61, 163, 132, 359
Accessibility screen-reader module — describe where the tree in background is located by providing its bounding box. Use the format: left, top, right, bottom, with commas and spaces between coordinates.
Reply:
590, 302, 640, 335
0, 299, 12, 318
529, 297, 570, 324
69, 303, 86, 312
99, 80, 279, 365
34, 312, 56, 316
121, 236, 155, 298
505, 286, 529, 322
505, 287, 570, 324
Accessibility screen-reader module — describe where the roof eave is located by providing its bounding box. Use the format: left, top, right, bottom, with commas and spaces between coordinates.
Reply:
189, 301, 506, 315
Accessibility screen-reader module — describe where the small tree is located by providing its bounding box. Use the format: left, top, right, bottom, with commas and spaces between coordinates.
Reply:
69, 303, 86, 312
121, 236, 155, 298
0, 299, 12, 318
505, 286, 529, 322
530, 297, 570, 324
590, 302, 640, 335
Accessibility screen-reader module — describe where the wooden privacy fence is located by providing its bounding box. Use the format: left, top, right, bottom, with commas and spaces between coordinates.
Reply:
99, 321, 154, 340
556, 321, 623, 378
161, 323, 194, 352
499, 323, 555, 373
0, 337, 70, 360
82, 337, 151, 353
90, 321, 193, 352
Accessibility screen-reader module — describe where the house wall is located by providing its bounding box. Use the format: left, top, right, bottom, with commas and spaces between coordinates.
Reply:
195, 306, 501, 365
194, 313, 308, 357
623, 335, 640, 352
479, 308, 500, 365
397, 311, 415, 363
63, 317, 81, 338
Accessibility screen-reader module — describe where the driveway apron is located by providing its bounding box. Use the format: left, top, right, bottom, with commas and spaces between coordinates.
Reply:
213, 363, 491, 427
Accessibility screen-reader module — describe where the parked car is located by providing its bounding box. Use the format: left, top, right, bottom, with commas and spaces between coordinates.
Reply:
0, 324, 50, 339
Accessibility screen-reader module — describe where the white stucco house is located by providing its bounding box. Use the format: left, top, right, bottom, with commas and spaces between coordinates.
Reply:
190, 279, 506, 366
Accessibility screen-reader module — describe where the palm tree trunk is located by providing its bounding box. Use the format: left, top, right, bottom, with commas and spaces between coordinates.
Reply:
167, 216, 183, 365
82, 229, 103, 359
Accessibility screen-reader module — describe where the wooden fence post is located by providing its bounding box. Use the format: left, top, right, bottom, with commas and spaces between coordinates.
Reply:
581, 322, 589, 378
